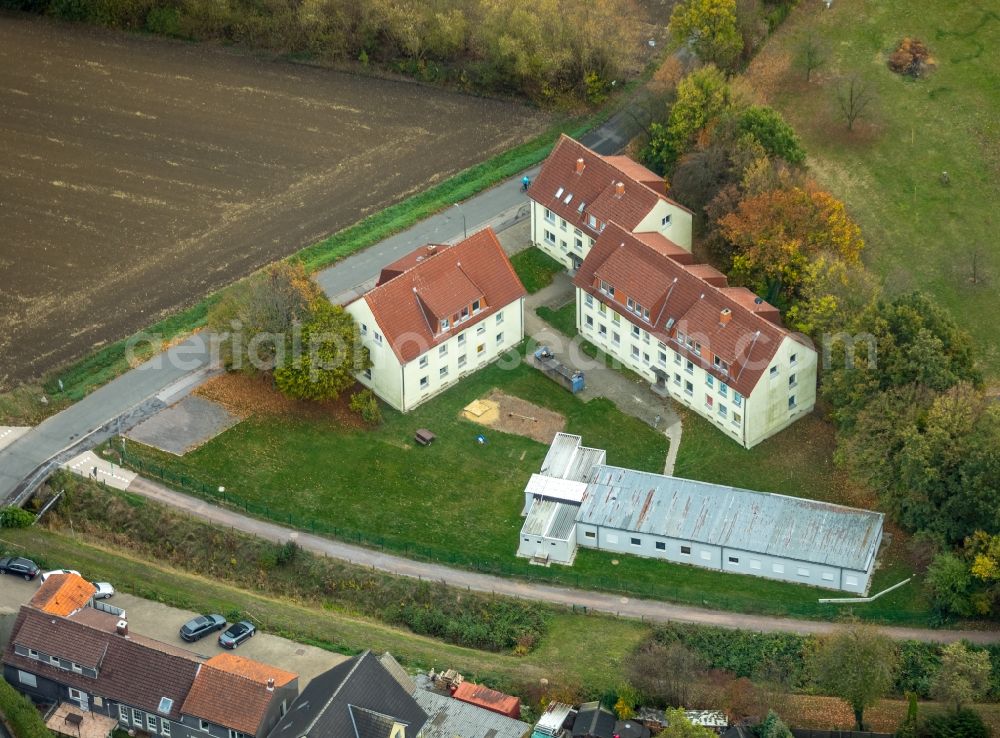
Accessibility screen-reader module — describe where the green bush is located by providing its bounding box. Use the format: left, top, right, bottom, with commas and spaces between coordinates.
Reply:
0, 678, 54, 738
349, 389, 382, 425
0, 507, 35, 529
737, 106, 806, 164
921, 708, 990, 738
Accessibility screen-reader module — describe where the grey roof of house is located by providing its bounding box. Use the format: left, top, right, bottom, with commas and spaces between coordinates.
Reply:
572, 702, 616, 738
413, 686, 530, 738
268, 651, 426, 738
539, 434, 606, 482
522, 498, 579, 540
578, 466, 884, 571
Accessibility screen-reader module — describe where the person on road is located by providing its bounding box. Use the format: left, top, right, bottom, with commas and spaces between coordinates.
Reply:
521, 175, 531, 192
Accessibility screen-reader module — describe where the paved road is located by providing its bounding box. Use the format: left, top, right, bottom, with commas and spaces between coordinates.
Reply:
124, 475, 998, 645
0, 108, 640, 504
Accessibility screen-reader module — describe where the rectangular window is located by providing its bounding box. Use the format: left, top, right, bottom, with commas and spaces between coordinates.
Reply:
584, 530, 596, 539
845, 575, 859, 587
544, 229, 556, 244
439, 366, 448, 378
788, 395, 796, 409
49, 656, 59, 666
476, 323, 486, 335
459, 306, 470, 322
585, 316, 594, 328
574, 237, 583, 251
790, 352, 798, 365
797, 567, 810, 577
162, 721, 172, 737
71, 662, 83, 674
457, 333, 466, 346
680, 546, 691, 555
685, 381, 693, 395
148, 716, 158, 733
584, 293, 594, 307
599, 280, 615, 296
18, 671, 36, 688
559, 218, 567, 231
750, 560, 761, 570
719, 404, 727, 418
439, 318, 450, 332
373, 331, 383, 345
360, 323, 367, 335
133, 710, 143, 727
770, 366, 778, 378
612, 312, 620, 324
658, 351, 667, 365
706, 374, 714, 388
631, 346, 640, 359
674, 373, 681, 385
661, 214, 672, 227
588, 214, 598, 229
789, 374, 796, 388
199, 720, 210, 732
732, 412, 741, 425
118, 705, 129, 723
631, 325, 640, 338
418, 355, 428, 368
734, 392, 742, 407
685, 360, 694, 374
496, 311, 504, 324
772, 563, 785, 574
472, 299, 481, 314
439, 344, 447, 357
27, 649, 38, 659
713, 355, 730, 374
477, 343, 485, 355
612, 332, 620, 345
630, 537, 641, 546
674, 352, 681, 365
68, 689, 84, 701
643, 352, 650, 364
544, 207, 555, 223
705, 395, 713, 408
362, 367, 372, 380
728, 556, 739, 564
821, 572, 835, 582
457, 355, 467, 368
694, 342, 702, 356
559, 239, 567, 251
655, 541, 666, 551
598, 324, 607, 336
419, 376, 429, 389
496, 332, 504, 345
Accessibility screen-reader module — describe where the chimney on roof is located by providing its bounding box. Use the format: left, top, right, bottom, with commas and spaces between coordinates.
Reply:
426, 244, 436, 256
615, 181, 624, 197
720, 307, 732, 325
575, 158, 585, 174
267, 678, 275, 692
116, 620, 128, 636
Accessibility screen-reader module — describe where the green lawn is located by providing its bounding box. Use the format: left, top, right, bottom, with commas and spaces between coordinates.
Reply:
121, 351, 938, 624
510, 247, 566, 294
535, 302, 578, 337
739, 0, 1000, 379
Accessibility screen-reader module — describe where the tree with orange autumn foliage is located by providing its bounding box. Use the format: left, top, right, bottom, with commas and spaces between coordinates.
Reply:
718, 186, 863, 309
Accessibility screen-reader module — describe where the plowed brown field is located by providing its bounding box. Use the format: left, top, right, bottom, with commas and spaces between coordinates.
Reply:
0, 13, 547, 388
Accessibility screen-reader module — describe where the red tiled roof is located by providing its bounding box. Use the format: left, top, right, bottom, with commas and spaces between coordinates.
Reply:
451, 681, 520, 719
30, 574, 95, 617
632, 231, 695, 264
183, 655, 297, 736
530, 136, 690, 239
574, 222, 797, 397
356, 228, 526, 364
377, 244, 449, 286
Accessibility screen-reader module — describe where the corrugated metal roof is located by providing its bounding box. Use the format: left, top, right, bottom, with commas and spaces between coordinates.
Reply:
540, 433, 606, 482
413, 681, 530, 738
522, 498, 579, 540
578, 466, 883, 571
525, 474, 588, 503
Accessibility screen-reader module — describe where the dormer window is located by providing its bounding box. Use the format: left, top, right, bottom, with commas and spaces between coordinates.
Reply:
587, 214, 598, 229
458, 306, 470, 323
555, 187, 564, 198
472, 299, 481, 314
676, 330, 686, 344
439, 318, 450, 333
599, 280, 615, 297
713, 355, 730, 374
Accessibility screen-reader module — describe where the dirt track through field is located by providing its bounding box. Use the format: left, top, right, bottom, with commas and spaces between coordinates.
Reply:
0, 13, 547, 388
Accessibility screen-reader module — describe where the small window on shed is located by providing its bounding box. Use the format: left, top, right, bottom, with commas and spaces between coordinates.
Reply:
772, 563, 785, 574
630, 537, 641, 546
680, 545, 691, 555
584, 531, 596, 539
845, 574, 859, 586
655, 542, 666, 551
797, 567, 810, 577
821, 572, 835, 582
728, 556, 739, 564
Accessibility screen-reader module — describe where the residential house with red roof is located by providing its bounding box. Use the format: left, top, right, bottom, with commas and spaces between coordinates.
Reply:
528, 135, 693, 270
344, 228, 526, 412
3, 574, 298, 738
574, 223, 816, 447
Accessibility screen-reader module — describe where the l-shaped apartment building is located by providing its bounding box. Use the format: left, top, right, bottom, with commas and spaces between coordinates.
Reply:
529, 136, 816, 448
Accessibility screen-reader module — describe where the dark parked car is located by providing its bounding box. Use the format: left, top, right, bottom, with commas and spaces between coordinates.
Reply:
179, 614, 226, 642
0, 557, 40, 581
218, 621, 256, 649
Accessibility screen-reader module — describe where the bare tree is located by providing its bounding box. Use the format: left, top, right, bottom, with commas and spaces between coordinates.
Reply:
837, 75, 875, 131
796, 33, 825, 82
626, 641, 706, 707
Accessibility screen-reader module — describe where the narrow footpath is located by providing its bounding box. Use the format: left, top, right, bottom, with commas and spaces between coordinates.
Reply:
121, 473, 997, 645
